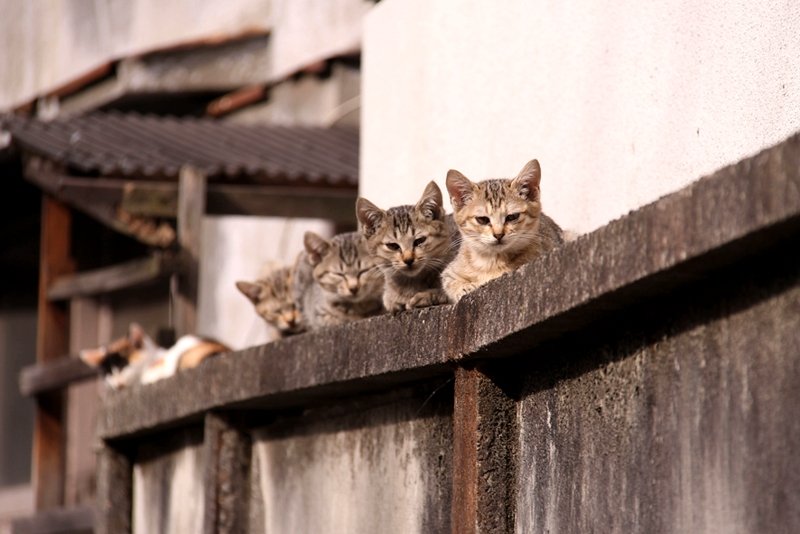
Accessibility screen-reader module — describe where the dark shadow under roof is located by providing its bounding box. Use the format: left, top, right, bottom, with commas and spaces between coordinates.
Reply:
3, 112, 359, 187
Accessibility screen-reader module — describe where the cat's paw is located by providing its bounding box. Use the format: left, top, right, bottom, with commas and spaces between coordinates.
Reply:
408, 290, 449, 309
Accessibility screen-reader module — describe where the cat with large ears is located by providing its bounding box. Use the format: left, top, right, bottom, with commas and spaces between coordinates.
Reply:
236, 266, 304, 337
442, 159, 564, 301
356, 181, 458, 312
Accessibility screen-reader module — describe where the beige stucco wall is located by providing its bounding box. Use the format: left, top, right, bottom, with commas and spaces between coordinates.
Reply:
361, 0, 800, 234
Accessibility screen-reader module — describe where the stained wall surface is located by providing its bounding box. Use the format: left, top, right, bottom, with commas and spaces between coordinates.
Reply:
249, 386, 453, 534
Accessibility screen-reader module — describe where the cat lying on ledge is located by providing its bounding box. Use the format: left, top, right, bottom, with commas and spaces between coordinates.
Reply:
238, 158, 568, 334
80, 324, 230, 389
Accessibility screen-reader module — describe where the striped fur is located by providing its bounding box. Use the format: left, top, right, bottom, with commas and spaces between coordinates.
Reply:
442, 159, 564, 301
357, 182, 458, 312
298, 231, 385, 328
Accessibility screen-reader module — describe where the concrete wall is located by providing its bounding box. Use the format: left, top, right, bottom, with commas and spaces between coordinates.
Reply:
249, 386, 452, 534
361, 0, 800, 234
132, 429, 205, 534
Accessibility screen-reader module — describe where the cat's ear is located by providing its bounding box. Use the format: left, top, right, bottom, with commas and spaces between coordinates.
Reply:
356, 198, 385, 238
511, 159, 541, 201
236, 281, 262, 304
304, 231, 330, 266
415, 181, 444, 220
446, 170, 475, 211
129, 323, 145, 348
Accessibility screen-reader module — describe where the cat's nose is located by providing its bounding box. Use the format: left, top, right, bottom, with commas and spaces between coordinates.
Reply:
404, 258, 415, 267
347, 284, 359, 295
493, 232, 505, 242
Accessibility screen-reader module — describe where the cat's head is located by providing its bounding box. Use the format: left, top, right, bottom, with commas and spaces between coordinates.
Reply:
445, 159, 542, 254
356, 181, 451, 276
79, 323, 153, 376
236, 267, 302, 335
303, 231, 384, 302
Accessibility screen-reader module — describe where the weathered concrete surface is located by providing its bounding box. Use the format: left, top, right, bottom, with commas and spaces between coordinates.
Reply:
132, 428, 205, 534
97, 131, 800, 441
248, 383, 452, 534
515, 252, 800, 533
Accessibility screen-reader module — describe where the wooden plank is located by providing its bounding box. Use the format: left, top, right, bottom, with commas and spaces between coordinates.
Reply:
10, 505, 94, 534
32, 197, 73, 510
451, 367, 479, 534
24, 160, 175, 248
47, 253, 178, 301
19, 357, 96, 397
205, 184, 357, 224
203, 413, 251, 534
24, 169, 357, 223
65, 299, 101, 508
174, 166, 206, 337
95, 446, 131, 534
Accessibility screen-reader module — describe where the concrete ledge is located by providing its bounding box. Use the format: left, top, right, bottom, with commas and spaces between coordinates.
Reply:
98, 132, 800, 440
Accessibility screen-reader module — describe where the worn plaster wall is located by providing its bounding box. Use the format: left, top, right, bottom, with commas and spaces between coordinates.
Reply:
515, 258, 800, 532
132, 428, 205, 534
361, 0, 800, 234
249, 386, 452, 534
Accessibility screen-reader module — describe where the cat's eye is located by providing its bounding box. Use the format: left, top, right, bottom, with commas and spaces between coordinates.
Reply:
505, 213, 520, 223
413, 236, 427, 247
475, 216, 490, 225
385, 242, 401, 251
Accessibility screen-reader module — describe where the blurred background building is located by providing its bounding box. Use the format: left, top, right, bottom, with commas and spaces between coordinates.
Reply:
0, 0, 798, 532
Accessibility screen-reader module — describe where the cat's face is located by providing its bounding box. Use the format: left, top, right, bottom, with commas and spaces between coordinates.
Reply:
236, 267, 302, 335
446, 159, 543, 255
357, 182, 451, 277
79, 323, 149, 375
304, 231, 384, 302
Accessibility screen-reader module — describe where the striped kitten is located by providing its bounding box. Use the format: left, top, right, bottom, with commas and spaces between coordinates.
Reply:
442, 159, 563, 301
356, 182, 457, 312
297, 231, 385, 328
236, 266, 304, 337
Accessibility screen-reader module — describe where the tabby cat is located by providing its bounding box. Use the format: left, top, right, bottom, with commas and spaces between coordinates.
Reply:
442, 159, 563, 301
236, 266, 304, 336
356, 181, 457, 312
297, 231, 385, 328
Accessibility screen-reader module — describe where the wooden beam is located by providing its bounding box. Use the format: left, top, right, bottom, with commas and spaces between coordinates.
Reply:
451, 367, 517, 534
19, 357, 96, 397
33, 197, 74, 510
10, 505, 94, 534
47, 253, 178, 301
24, 168, 357, 223
203, 413, 251, 534
174, 166, 206, 337
24, 159, 175, 248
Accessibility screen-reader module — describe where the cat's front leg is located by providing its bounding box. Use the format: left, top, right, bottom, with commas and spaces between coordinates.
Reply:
382, 289, 408, 314
407, 288, 449, 309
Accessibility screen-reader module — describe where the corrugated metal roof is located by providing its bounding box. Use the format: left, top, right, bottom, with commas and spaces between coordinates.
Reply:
3, 112, 359, 187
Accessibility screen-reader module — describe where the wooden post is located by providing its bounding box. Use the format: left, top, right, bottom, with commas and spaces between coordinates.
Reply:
203, 413, 251, 534
174, 166, 206, 337
451, 367, 518, 534
32, 197, 74, 510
